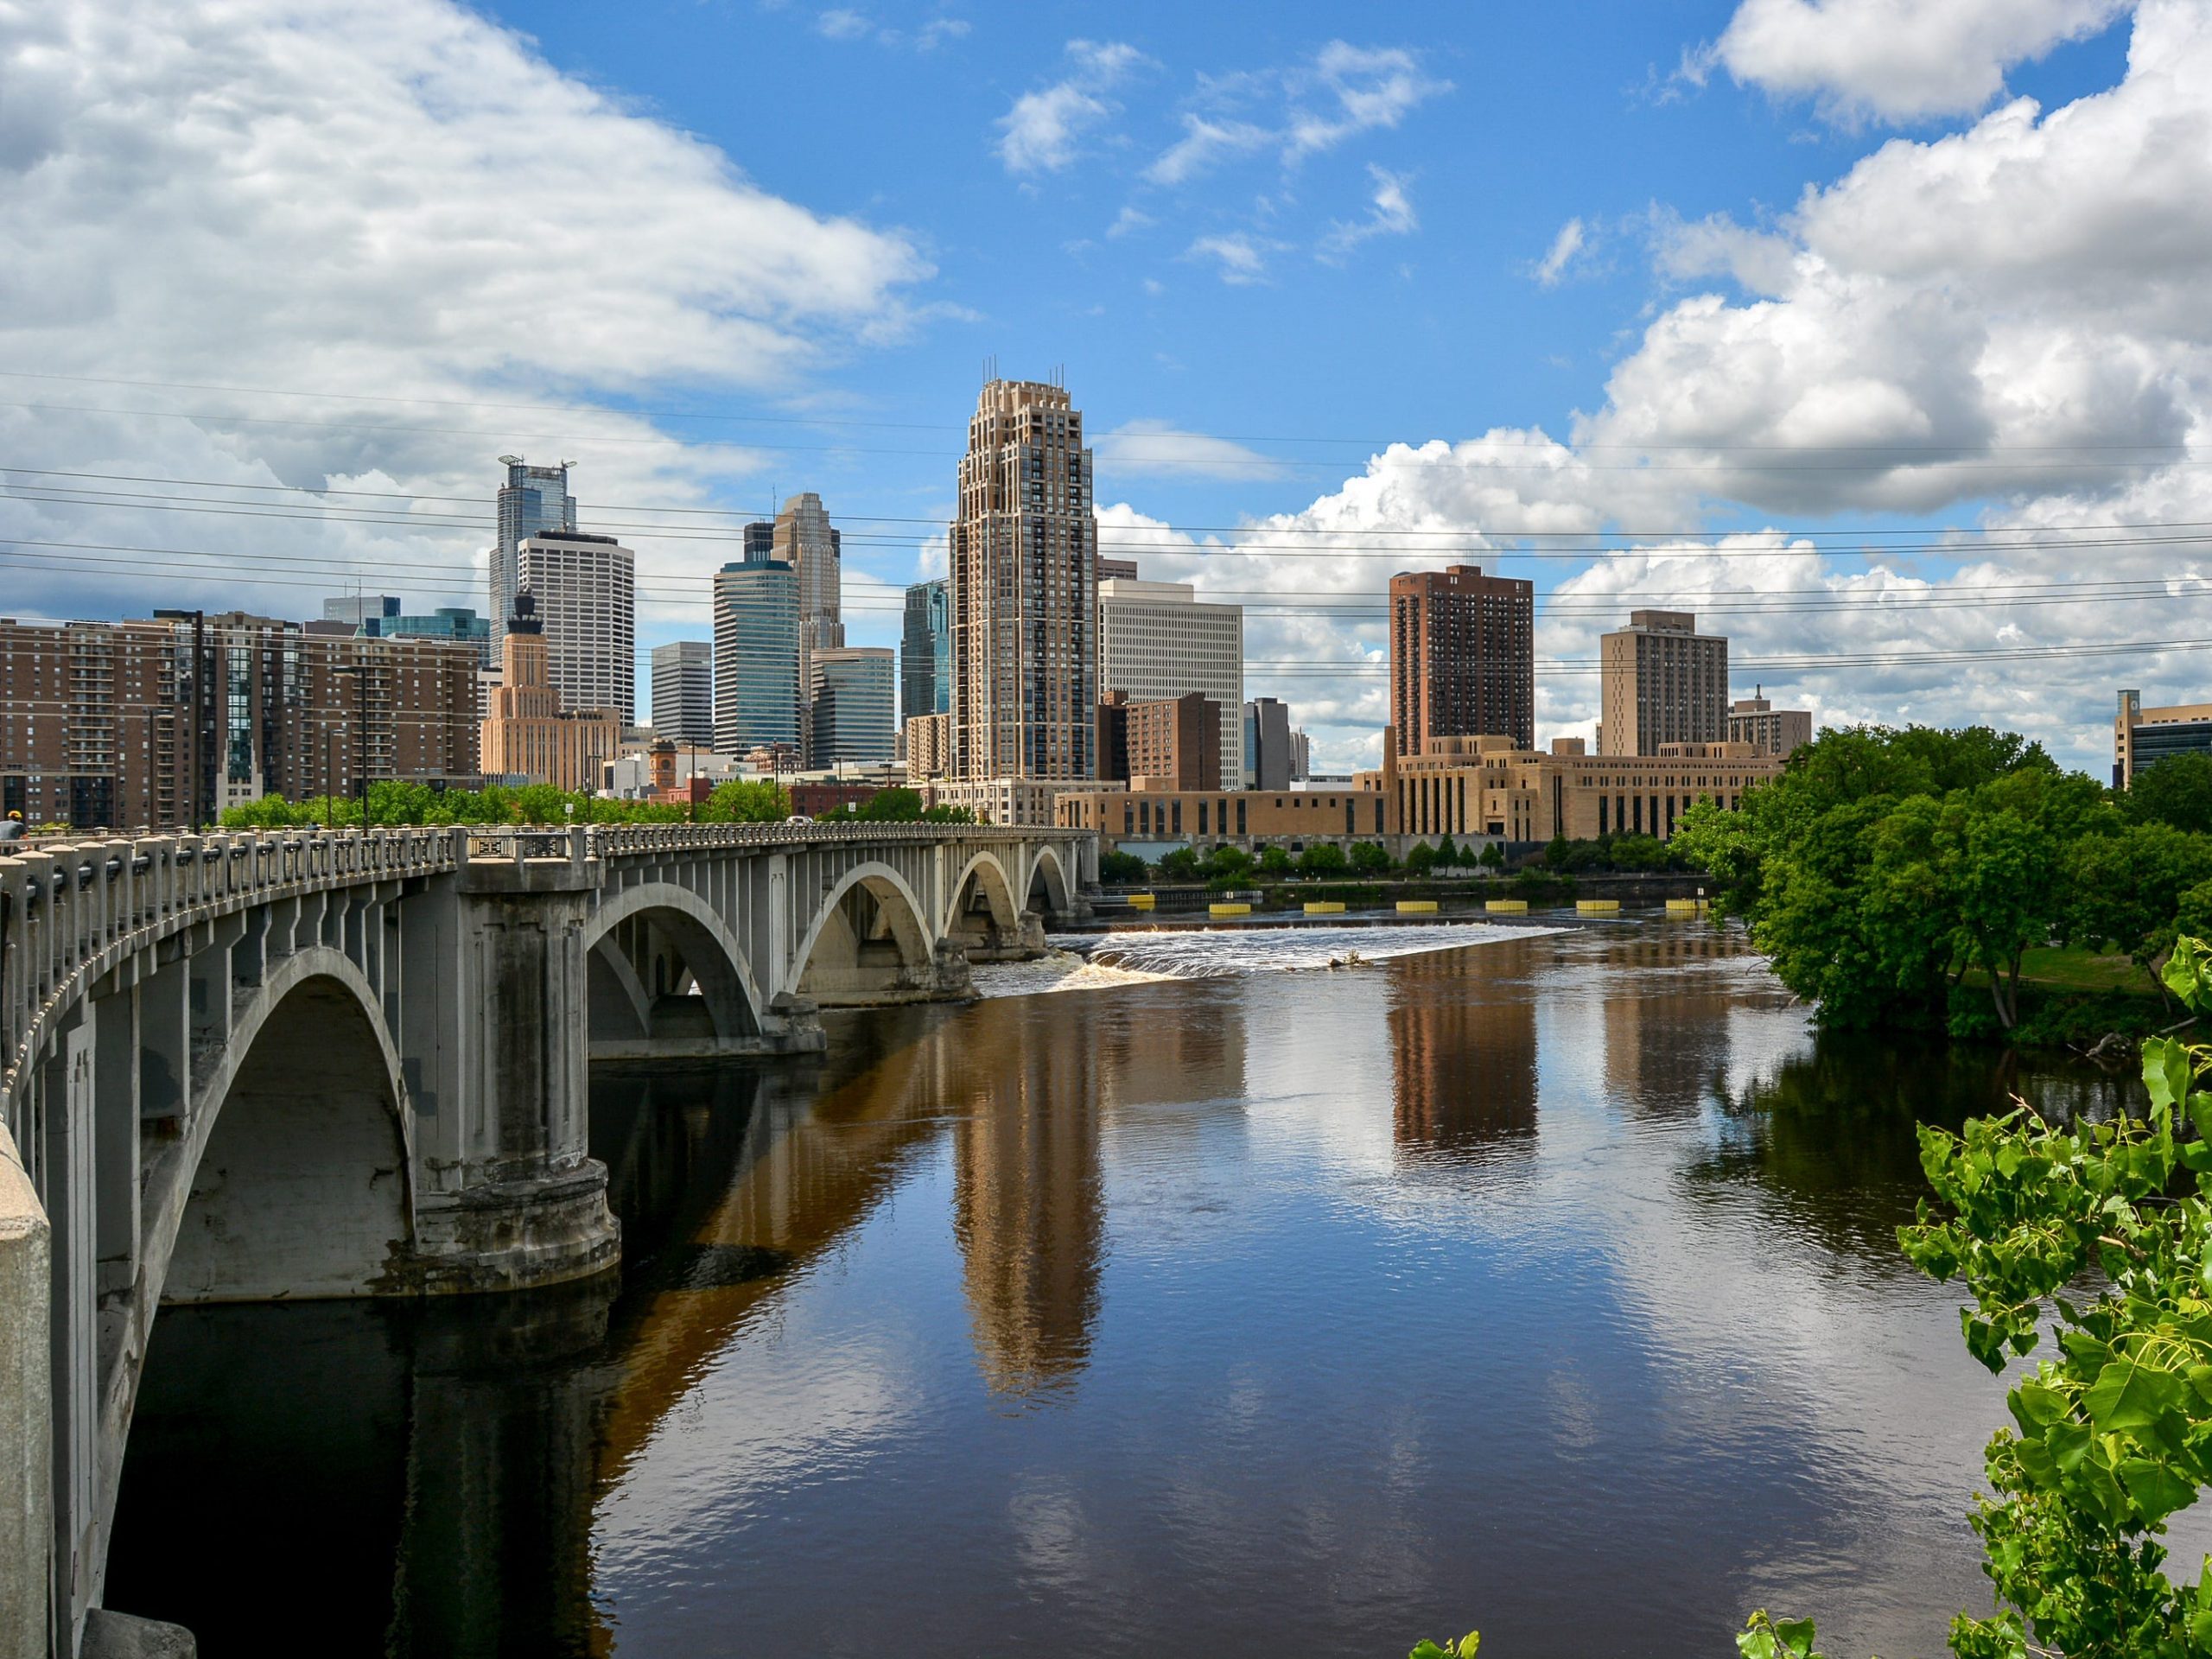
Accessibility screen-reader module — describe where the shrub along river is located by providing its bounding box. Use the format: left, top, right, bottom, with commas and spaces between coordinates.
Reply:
105, 920, 2164, 1656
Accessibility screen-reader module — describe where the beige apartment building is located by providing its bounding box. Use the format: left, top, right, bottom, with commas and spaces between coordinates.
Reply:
1726, 689, 1814, 757
2115, 688, 2212, 788
480, 595, 624, 792
905, 711, 952, 782
1599, 610, 1728, 756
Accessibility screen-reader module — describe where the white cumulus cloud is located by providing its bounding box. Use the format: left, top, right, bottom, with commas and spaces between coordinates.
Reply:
1704, 0, 2133, 124
0, 0, 937, 637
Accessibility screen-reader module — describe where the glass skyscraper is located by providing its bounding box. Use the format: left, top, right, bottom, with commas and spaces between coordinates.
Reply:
491, 457, 577, 650
901, 578, 950, 722
808, 647, 896, 766
712, 549, 799, 755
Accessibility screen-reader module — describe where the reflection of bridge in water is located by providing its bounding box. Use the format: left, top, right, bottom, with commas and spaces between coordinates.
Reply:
0, 820, 1091, 1656
106, 984, 1259, 1652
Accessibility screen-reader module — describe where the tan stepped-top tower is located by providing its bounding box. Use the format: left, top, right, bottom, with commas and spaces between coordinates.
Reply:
949, 376, 1099, 791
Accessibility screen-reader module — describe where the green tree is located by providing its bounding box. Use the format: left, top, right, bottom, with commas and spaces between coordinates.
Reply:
1350, 841, 1395, 874
1096, 849, 1148, 884
702, 779, 791, 823
2062, 823, 2212, 981
1204, 844, 1255, 884
1257, 845, 1291, 876
1296, 842, 1349, 878
2125, 752, 2212, 834
1478, 841, 1504, 870
1156, 846, 1202, 880
1403, 840, 1439, 876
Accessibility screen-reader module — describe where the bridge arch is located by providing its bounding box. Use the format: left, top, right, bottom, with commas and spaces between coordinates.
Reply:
944, 849, 1021, 948
794, 861, 938, 1006
582, 881, 767, 1052
156, 946, 416, 1306
1026, 844, 1074, 925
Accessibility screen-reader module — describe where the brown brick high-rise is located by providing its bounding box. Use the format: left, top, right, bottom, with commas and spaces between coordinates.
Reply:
1388, 565, 1535, 757
0, 613, 480, 829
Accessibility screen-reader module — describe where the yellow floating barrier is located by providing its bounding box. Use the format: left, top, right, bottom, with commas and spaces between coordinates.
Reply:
1127, 893, 1156, 911
1210, 901, 1253, 917
1665, 898, 1708, 915
1396, 899, 1440, 913
1577, 899, 1621, 915
1304, 900, 1346, 914
1484, 899, 1529, 914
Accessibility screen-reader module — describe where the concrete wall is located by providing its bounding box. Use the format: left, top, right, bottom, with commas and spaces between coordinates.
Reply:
1, 1123, 50, 1659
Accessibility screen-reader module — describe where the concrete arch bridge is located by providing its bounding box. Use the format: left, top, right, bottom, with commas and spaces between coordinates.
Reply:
0, 820, 1092, 1657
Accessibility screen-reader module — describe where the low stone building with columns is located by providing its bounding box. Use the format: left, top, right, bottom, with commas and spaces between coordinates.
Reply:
1376, 732, 1783, 843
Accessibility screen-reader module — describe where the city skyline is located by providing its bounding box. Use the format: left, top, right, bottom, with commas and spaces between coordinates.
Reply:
1, 3, 2204, 780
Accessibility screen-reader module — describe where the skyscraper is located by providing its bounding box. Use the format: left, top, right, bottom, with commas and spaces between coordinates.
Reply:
712, 546, 799, 755
901, 578, 951, 722
322, 594, 401, 627
1099, 577, 1244, 786
651, 640, 715, 747
773, 493, 842, 759
1243, 696, 1294, 791
1599, 610, 1727, 756
949, 376, 1098, 812
515, 529, 636, 724
808, 646, 897, 766
491, 457, 577, 650
1388, 565, 1535, 757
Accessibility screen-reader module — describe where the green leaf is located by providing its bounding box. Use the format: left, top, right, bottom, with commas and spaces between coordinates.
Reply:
2117, 1455, 2200, 1522
1772, 1616, 1819, 1657
1408, 1644, 1451, 1659
2012, 1379, 2069, 1428
2084, 1355, 2189, 1434
1456, 1637, 1482, 1659
2047, 1419, 2094, 1473
2145, 1037, 2195, 1115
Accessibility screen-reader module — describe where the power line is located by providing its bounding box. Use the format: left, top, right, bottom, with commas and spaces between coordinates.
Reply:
5, 370, 2209, 456
13, 477, 2212, 563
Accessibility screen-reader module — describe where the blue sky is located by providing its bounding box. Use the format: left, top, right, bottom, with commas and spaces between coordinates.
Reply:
2, 0, 2204, 772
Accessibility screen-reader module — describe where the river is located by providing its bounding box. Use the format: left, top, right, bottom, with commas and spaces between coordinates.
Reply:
103, 920, 2150, 1656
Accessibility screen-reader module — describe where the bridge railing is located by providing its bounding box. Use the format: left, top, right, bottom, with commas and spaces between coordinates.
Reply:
1, 829, 461, 1137
569, 821, 1084, 858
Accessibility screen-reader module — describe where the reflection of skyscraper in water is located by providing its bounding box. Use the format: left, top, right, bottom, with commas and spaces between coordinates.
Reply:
1389, 947, 1539, 1160
1093, 989, 1246, 1119
1603, 931, 1735, 1119
951, 998, 1106, 1397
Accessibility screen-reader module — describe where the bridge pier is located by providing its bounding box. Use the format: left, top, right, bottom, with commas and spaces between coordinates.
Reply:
397, 845, 621, 1297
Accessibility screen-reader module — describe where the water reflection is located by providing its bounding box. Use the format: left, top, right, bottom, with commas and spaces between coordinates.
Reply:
105, 926, 2158, 1659
1602, 929, 1749, 1122
951, 999, 1106, 1399
1388, 941, 1539, 1161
